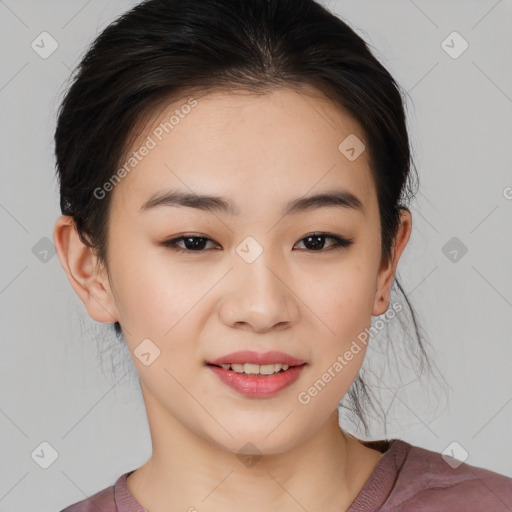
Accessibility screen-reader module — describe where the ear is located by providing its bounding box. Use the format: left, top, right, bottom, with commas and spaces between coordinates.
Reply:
372, 209, 412, 316
53, 215, 119, 324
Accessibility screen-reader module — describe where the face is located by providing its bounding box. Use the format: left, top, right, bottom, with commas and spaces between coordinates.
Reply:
61, 86, 409, 456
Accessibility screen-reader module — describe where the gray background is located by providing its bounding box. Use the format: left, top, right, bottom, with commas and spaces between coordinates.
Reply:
0, 0, 511, 510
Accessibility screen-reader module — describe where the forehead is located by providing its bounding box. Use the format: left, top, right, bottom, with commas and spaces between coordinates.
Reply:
110, 86, 377, 219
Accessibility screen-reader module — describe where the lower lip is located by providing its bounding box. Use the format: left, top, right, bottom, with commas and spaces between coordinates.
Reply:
207, 364, 306, 398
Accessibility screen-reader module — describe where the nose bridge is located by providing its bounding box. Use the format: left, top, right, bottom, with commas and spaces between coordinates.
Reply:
218, 236, 298, 330
235, 236, 287, 300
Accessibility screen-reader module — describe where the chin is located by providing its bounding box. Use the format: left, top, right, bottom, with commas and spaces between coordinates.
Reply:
201, 421, 306, 458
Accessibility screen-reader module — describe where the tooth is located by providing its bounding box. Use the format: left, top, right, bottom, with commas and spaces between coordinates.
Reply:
259, 364, 276, 375
244, 363, 260, 375
225, 362, 291, 375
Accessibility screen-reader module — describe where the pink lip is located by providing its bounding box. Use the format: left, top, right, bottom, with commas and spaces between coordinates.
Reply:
207, 350, 305, 366
207, 364, 306, 398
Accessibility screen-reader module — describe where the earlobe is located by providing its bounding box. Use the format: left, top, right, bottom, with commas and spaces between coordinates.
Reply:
372, 209, 412, 317
53, 215, 119, 324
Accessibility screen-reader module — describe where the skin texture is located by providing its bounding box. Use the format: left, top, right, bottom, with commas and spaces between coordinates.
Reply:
54, 86, 412, 512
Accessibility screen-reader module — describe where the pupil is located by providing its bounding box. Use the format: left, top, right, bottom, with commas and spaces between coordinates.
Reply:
185, 237, 207, 250
305, 235, 324, 250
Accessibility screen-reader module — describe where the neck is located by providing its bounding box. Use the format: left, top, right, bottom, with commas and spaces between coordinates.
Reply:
126, 387, 382, 512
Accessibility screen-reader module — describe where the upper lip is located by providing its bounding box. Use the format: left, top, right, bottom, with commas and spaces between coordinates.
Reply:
207, 351, 306, 366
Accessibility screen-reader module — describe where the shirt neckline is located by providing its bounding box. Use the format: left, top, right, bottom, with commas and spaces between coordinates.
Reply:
346, 438, 410, 511
114, 438, 409, 512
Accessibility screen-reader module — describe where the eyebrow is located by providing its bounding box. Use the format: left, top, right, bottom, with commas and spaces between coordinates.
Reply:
140, 188, 364, 216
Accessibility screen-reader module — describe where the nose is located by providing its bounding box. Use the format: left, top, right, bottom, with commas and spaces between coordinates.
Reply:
218, 250, 300, 333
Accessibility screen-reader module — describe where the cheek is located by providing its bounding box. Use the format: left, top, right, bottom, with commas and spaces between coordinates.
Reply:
107, 244, 194, 338
300, 260, 375, 396
305, 260, 376, 340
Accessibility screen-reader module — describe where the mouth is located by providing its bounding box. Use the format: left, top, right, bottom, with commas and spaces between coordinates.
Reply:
205, 351, 307, 397
206, 361, 305, 376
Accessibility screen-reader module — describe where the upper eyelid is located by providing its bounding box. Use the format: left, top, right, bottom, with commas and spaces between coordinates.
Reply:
165, 232, 348, 241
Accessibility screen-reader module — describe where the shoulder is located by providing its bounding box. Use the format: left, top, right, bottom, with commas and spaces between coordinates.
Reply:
58, 477, 117, 512
384, 440, 512, 511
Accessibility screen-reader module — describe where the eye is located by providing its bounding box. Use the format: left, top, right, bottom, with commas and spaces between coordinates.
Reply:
293, 233, 354, 251
162, 234, 219, 252
161, 233, 354, 253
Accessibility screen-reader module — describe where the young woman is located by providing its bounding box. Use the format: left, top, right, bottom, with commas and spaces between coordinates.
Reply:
53, 0, 512, 510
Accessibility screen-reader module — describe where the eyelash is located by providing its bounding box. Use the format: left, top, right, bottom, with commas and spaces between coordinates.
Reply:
161, 233, 354, 253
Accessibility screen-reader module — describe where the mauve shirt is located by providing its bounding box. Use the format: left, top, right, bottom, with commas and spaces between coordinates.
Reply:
59, 438, 512, 511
